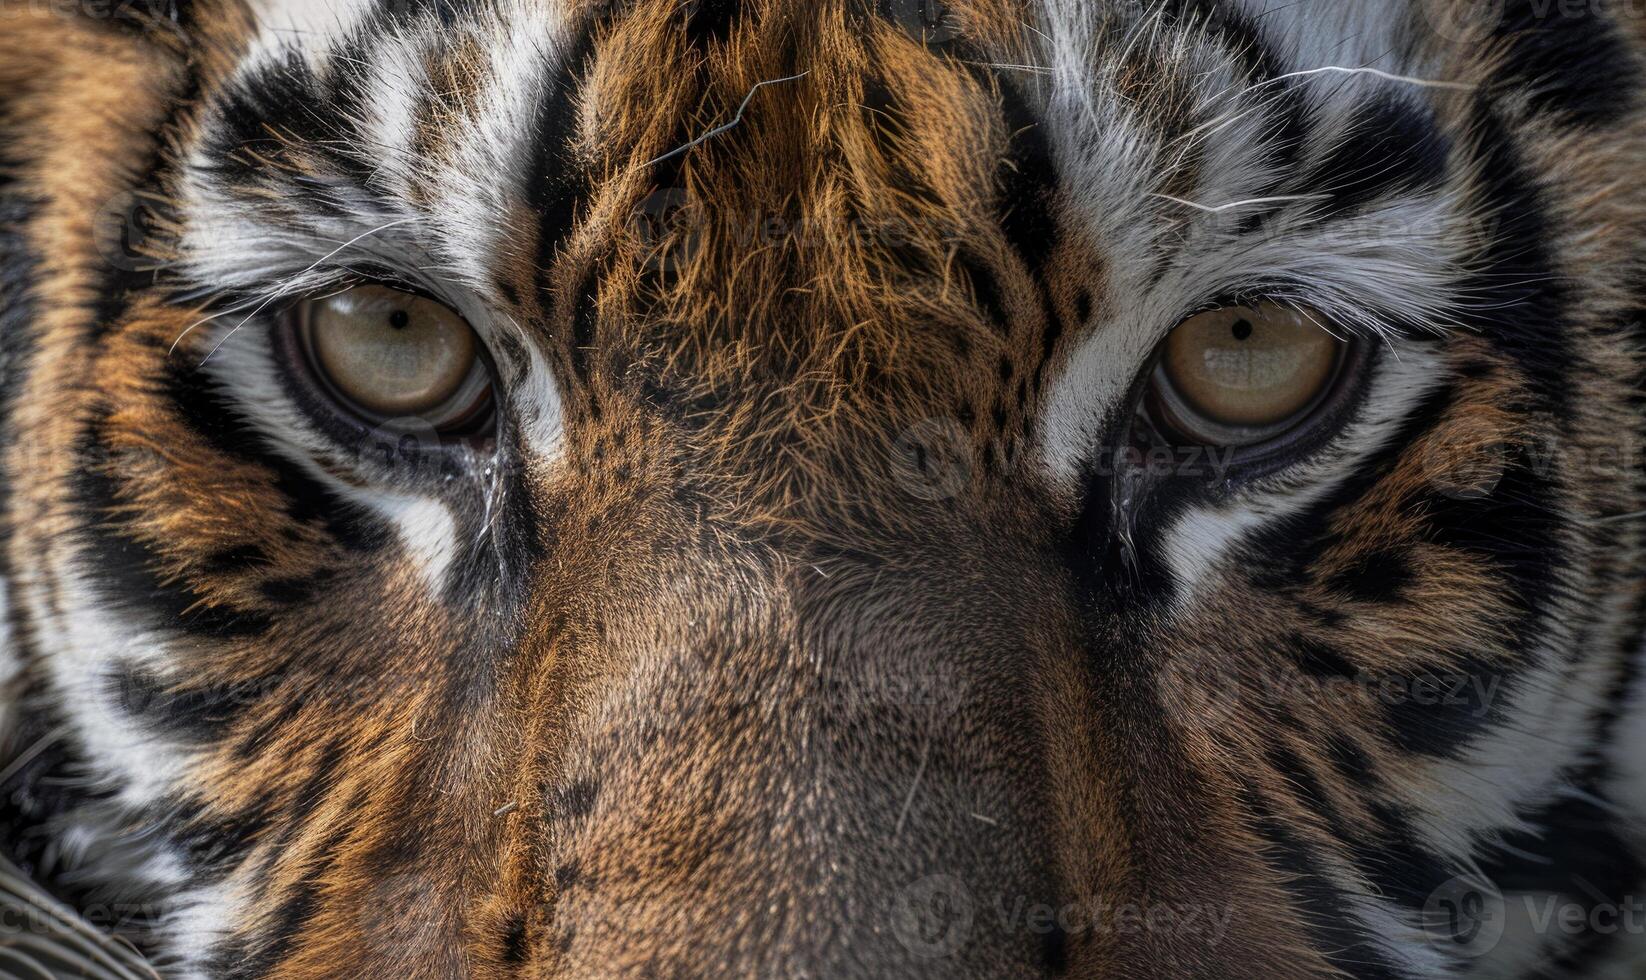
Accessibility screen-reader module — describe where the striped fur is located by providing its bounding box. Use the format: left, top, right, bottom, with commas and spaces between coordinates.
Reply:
2, 0, 1645, 977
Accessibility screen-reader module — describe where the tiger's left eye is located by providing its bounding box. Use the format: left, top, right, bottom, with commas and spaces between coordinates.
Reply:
1149, 302, 1347, 448
291, 285, 495, 435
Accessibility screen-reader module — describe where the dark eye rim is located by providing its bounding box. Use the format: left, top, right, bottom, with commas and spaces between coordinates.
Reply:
1132, 307, 1378, 485
272, 286, 501, 457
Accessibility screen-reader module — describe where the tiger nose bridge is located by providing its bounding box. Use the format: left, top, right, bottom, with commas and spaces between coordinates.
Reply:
541, 557, 1062, 975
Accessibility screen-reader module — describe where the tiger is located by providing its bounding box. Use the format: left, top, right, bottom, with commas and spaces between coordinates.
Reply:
1, 0, 1645, 976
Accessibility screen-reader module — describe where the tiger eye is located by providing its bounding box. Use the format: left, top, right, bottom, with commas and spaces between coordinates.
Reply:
308, 285, 478, 418
1158, 303, 1342, 442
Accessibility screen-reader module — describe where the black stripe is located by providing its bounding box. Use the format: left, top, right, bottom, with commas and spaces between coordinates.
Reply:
1323, 547, 1414, 604
26, 0, 192, 41
1242, 788, 1411, 979
993, 77, 1060, 274
204, 50, 370, 189
1324, 733, 1379, 790
565, 266, 601, 385
550, 775, 600, 822
1357, 801, 1460, 914
70, 414, 274, 639
1265, 744, 1353, 842
1491, 0, 1643, 129
106, 662, 276, 744
1595, 300, 1646, 750
0, 698, 114, 865
1457, 97, 1575, 415
1477, 789, 1646, 975
85, 0, 200, 341
376, 0, 463, 30
168, 786, 276, 880
684, 0, 743, 46
1416, 455, 1564, 644
528, 15, 603, 277
204, 26, 415, 205
1299, 94, 1449, 222
1159, 0, 1289, 83
956, 250, 1009, 338
1314, 457, 1553, 758
163, 359, 386, 551
501, 914, 530, 963
322, 31, 398, 203
0, 148, 42, 668
222, 814, 343, 980
1377, 655, 1509, 758
259, 571, 334, 606
1290, 636, 1358, 681
1157, 1, 1306, 247
1239, 87, 1311, 235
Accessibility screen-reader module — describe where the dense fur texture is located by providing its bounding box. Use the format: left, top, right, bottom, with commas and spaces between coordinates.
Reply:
2, 0, 1645, 977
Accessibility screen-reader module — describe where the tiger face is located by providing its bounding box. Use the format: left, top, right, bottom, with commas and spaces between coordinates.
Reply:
2, 0, 1645, 977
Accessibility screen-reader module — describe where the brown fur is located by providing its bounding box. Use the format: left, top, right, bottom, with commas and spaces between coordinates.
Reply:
3, 1, 1646, 977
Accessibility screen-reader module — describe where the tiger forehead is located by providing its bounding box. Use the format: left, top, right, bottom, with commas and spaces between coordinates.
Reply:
532, 2, 1060, 428
568, 1, 1031, 274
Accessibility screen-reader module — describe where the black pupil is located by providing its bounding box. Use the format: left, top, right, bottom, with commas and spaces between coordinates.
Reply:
388, 309, 411, 330
1230, 318, 1253, 341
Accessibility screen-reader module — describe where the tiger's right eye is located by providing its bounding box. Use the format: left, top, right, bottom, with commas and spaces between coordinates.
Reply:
291, 285, 495, 436
1150, 303, 1348, 448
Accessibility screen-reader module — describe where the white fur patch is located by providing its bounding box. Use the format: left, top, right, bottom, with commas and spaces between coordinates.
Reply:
516, 340, 568, 465
19, 562, 184, 809
157, 879, 239, 980
378, 493, 461, 590
242, 0, 380, 73
1231, 0, 1419, 80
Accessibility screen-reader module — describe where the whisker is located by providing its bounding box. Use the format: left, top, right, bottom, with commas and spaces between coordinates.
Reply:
640, 71, 811, 169
188, 216, 423, 365
1148, 192, 1333, 214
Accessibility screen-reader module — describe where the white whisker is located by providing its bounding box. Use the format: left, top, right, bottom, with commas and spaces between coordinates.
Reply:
1148, 192, 1333, 214
1260, 65, 1475, 92
190, 216, 422, 365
